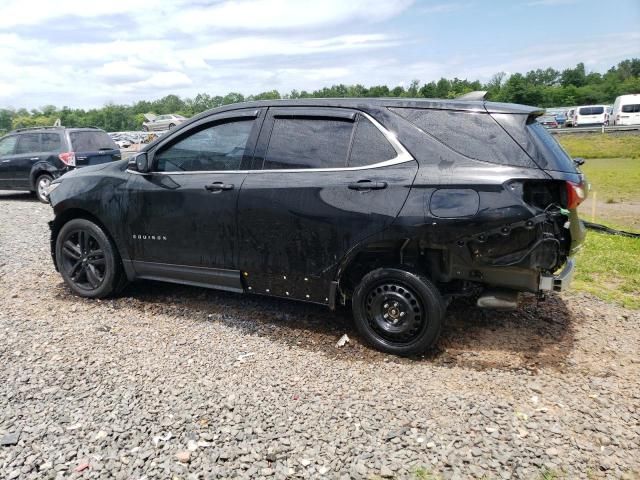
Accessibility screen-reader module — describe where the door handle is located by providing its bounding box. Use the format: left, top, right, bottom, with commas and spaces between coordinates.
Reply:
348, 180, 388, 191
205, 182, 234, 192
1, 159, 10, 163
29, 157, 40, 161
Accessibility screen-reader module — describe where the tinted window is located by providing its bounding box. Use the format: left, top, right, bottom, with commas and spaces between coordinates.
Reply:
264, 117, 353, 170
15, 134, 40, 154
578, 106, 604, 115
70, 131, 117, 151
621, 104, 640, 113
0, 136, 17, 155
527, 122, 576, 173
391, 107, 535, 167
348, 116, 396, 167
41, 133, 62, 152
155, 120, 254, 172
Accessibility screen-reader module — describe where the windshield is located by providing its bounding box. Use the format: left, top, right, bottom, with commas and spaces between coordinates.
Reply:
70, 131, 118, 151
527, 121, 577, 173
578, 106, 604, 115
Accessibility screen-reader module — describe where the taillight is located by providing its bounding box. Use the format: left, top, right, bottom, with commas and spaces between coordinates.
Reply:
59, 152, 76, 167
566, 181, 586, 209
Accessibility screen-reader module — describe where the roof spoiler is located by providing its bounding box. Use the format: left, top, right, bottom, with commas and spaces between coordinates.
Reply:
456, 91, 488, 101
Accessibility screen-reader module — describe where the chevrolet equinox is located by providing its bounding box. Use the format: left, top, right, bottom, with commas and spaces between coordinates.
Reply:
47, 95, 586, 355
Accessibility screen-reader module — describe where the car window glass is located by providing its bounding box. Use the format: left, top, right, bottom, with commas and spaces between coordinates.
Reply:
348, 116, 396, 167
155, 119, 254, 172
263, 117, 353, 170
621, 104, 640, 113
70, 131, 117, 151
41, 133, 62, 152
15, 133, 40, 154
0, 136, 17, 155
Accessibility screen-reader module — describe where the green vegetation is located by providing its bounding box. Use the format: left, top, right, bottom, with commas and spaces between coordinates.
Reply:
553, 135, 640, 308
1, 58, 638, 133
558, 134, 640, 160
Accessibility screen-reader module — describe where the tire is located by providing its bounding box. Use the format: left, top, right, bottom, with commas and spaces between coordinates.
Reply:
142, 125, 149, 132
55, 218, 125, 298
168, 123, 175, 129
352, 268, 446, 356
35, 173, 53, 203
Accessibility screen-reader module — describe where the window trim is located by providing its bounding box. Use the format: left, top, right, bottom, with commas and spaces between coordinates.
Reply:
129, 109, 413, 176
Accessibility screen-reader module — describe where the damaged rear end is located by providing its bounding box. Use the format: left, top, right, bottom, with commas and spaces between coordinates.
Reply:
390, 100, 587, 308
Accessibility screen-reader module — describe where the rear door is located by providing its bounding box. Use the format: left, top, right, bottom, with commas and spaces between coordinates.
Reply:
11, 133, 42, 188
68, 130, 121, 167
236, 107, 418, 303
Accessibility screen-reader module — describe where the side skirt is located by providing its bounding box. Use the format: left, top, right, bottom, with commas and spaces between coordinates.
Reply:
130, 261, 244, 293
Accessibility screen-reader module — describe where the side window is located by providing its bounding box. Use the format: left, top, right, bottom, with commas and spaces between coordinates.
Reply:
0, 136, 17, 155
155, 119, 254, 172
263, 117, 353, 170
15, 134, 40, 154
390, 107, 534, 168
348, 116, 397, 167
41, 133, 62, 152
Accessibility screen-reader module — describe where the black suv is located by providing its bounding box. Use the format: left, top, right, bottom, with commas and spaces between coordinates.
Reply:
47, 96, 586, 355
0, 126, 120, 202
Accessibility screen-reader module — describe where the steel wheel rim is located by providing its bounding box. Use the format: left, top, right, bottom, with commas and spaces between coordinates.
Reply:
60, 229, 106, 291
364, 281, 427, 345
37, 177, 51, 199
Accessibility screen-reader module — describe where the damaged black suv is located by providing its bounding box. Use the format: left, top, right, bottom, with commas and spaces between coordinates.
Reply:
48, 95, 586, 355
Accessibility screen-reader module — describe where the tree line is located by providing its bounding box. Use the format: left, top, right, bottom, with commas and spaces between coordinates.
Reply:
1, 59, 638, 134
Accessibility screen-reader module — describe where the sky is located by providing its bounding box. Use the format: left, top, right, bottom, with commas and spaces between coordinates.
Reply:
0, 0, 638, 109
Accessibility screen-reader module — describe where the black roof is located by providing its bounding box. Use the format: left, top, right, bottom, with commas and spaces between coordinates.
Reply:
200, 97, 542, 116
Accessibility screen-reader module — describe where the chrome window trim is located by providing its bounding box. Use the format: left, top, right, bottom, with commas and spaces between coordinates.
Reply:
126, 110, 414, 176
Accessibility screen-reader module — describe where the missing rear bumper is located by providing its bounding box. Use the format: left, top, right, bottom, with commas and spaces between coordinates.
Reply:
539, 258, 575, 292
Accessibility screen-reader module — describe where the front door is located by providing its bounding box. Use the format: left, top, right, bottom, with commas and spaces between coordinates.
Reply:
124, 109, 264, 289
11, 133, 42, 188
0, 135, 18, 188
237, 107, 418, 303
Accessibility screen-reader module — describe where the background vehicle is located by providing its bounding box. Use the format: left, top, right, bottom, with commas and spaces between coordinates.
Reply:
612, 94, 640, 125
0, 126, 120, 202
142, 114, 187, 131
565, 108, 576, 127
48, 97, 586, 355
573, 105, 609, 126
537, 115, 559, 128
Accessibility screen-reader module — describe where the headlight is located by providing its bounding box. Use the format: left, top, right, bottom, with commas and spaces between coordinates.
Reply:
45, 182, 61, 196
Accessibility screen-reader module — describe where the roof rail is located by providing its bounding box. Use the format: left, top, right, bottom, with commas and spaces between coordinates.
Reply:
13, 125, 65, 133
456, 91, 488, 101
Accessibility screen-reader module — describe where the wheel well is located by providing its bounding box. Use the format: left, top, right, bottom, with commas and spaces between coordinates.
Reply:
31, 170, 53, 190
50, 209, 118, 269
337, 239, 440, 301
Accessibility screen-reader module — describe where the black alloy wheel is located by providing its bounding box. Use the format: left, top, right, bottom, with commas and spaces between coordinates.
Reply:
55, 218, 124, 298
352, 268, 445, 356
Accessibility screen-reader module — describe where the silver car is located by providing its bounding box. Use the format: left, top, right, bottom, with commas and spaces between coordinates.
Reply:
142, 114, 187, 132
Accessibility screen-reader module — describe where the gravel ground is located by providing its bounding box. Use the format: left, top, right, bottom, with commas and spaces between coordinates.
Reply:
1, 191, 639, 480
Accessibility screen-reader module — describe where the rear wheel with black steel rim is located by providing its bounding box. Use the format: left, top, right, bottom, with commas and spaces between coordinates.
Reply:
352, 268, 445, 356
55, 218, 124, 298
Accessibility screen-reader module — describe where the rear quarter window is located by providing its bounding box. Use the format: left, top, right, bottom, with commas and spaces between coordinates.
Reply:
70, 131, 117, 152
41, 133, 63, 152
390, 107, 536, 168
348, 116, 396, 167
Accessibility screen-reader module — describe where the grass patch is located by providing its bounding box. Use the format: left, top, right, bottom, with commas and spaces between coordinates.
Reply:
574, 231, 640, 309
576, 157, 640, 202
557, 133, 640, 159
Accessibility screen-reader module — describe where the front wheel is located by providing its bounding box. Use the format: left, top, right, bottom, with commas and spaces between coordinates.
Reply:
352, 268, 445, 356
55, 218, 125, 298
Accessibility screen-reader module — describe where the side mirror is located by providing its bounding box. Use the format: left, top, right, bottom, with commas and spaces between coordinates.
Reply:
128, 152, 150, 173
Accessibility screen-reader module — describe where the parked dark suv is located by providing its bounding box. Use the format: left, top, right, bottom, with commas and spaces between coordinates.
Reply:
47, 96, 586, 355
0, 126, 120, 202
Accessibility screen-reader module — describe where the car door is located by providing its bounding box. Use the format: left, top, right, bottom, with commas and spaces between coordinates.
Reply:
11, 133, 42, 188
124, 108, 264, 290
236, 107, 418, 304
0, 135, 18, 187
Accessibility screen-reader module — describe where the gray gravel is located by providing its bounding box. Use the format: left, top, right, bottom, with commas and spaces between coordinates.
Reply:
1, 190, 639, 480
